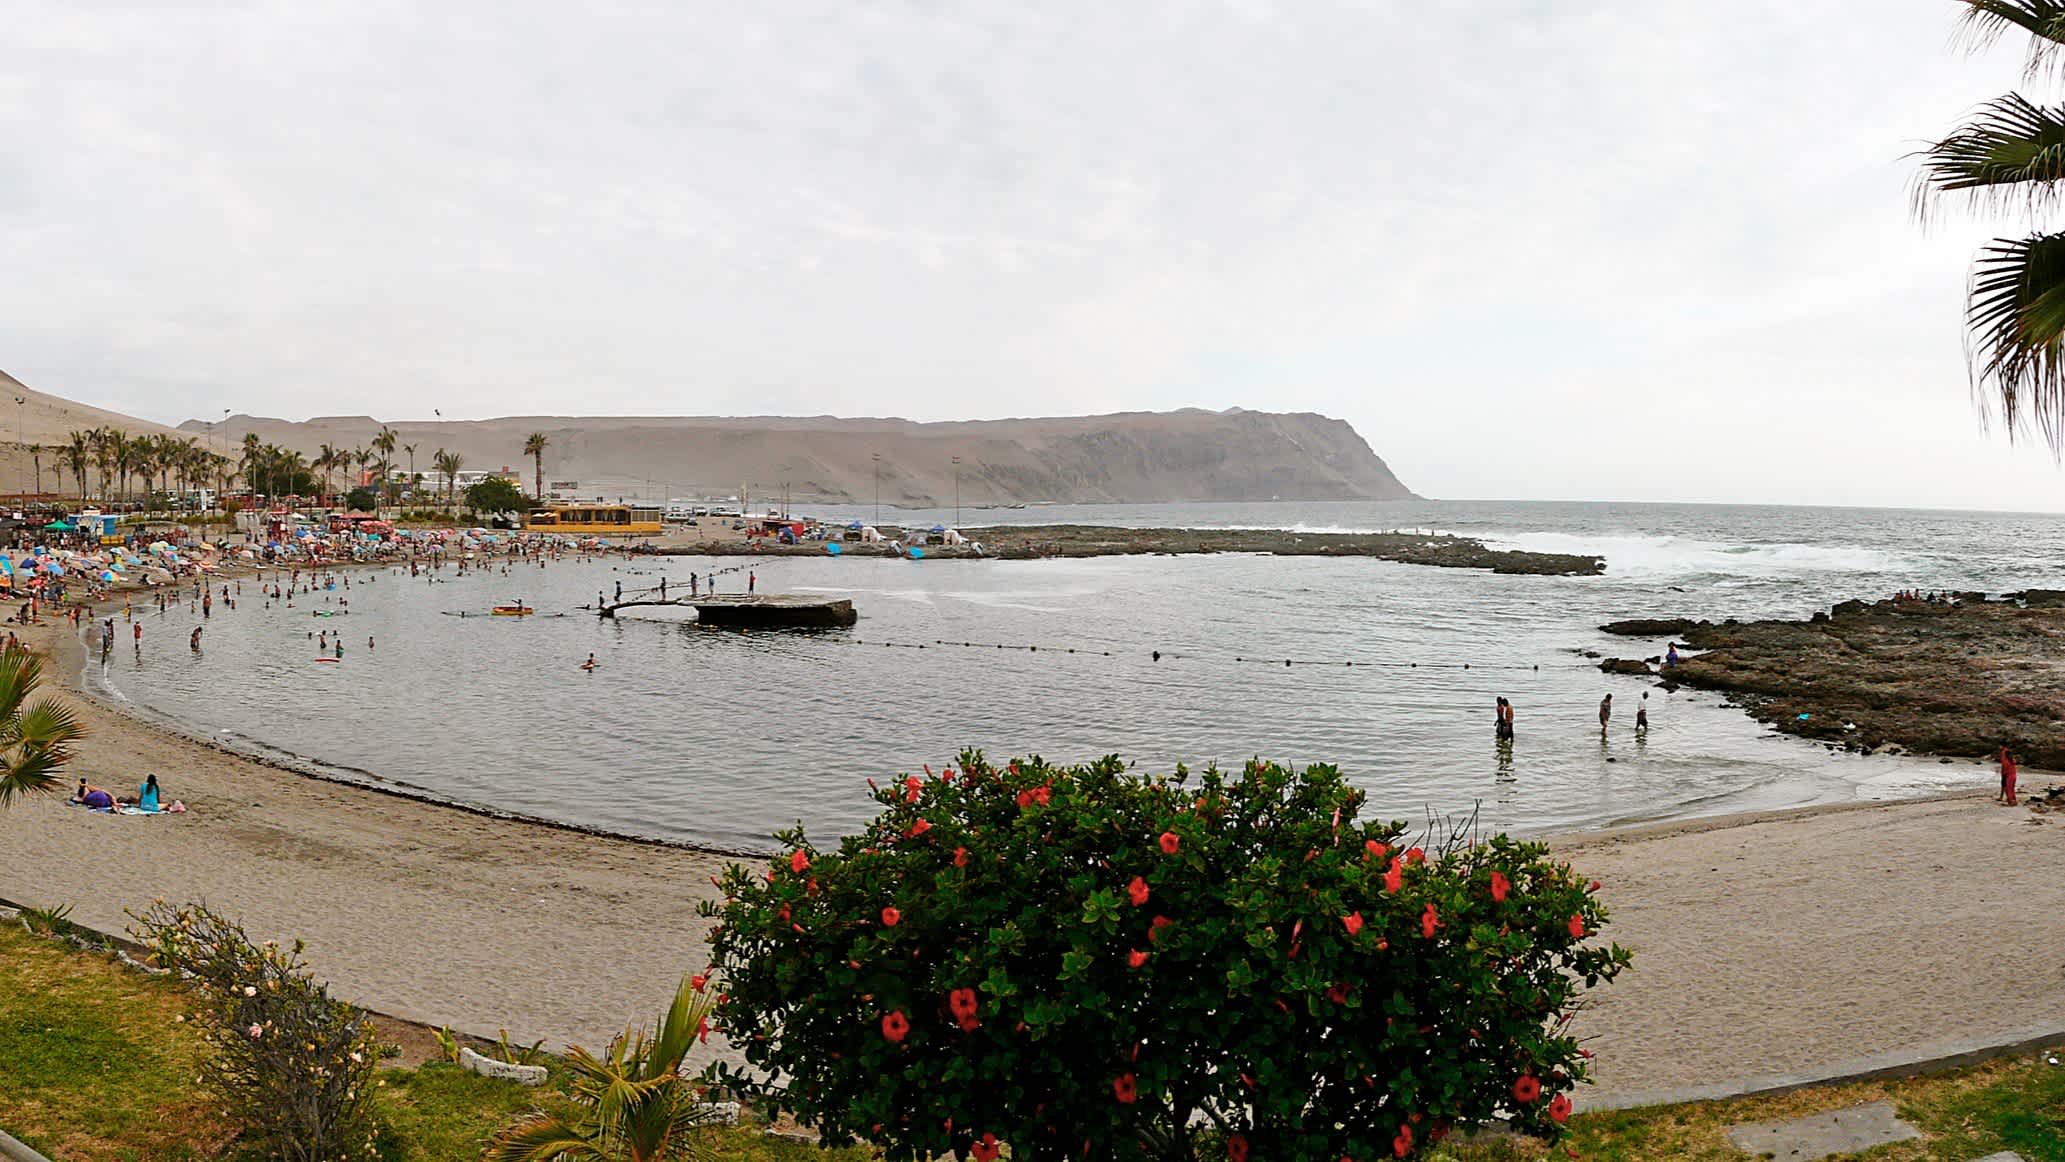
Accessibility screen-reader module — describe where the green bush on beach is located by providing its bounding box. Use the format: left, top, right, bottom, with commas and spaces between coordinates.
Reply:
704, 753, 1632, 1161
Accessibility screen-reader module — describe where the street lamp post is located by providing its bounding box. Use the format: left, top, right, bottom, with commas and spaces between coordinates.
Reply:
13, 395, 25, 503
951, 455, 961, 533
872, 452, 882, 527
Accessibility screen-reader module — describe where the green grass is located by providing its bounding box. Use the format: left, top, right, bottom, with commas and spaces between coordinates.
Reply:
2, 916, 2058, 1160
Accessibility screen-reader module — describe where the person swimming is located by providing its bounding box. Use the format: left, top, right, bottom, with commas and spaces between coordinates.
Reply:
580, 653, 598, 671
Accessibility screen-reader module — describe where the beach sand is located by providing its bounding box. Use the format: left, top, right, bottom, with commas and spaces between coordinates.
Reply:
1, 602, 2060, 1101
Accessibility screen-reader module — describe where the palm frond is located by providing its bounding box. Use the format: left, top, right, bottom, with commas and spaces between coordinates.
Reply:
649, 973, 716, 1079
481, 1114, 606, 1162
1966, 230, 2065, 450
1958, 1, 2065, 77
11, 698, 85, 755
1914, 93, 2065, 223
0, 645, 41, 726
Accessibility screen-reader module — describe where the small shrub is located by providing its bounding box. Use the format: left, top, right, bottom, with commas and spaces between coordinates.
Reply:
129, 901, 388, 1161
705, 753, 1631, 1161
19, 902, 78, 938
493, 1027, 547, 1067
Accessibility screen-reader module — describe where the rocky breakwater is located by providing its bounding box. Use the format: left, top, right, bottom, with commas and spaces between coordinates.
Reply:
948, 525, 1600, 575
1600, 593, 2065, 763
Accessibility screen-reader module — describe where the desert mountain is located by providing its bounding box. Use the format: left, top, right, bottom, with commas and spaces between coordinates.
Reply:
178, 408, 1416, 506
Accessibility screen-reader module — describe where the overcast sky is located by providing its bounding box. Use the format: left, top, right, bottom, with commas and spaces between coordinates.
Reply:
7, 1, 2064, 510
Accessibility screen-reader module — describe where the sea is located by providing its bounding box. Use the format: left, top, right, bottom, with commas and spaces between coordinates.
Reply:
81, 500, 2065, 852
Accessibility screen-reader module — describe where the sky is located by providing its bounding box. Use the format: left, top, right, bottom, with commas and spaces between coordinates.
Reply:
6, 1, 2065, 510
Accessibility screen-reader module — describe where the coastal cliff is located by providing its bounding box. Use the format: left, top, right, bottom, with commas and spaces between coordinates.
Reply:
180, 407, 1416, 506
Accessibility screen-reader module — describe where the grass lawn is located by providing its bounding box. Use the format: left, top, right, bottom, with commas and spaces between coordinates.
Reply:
1, 917, 2057, 1160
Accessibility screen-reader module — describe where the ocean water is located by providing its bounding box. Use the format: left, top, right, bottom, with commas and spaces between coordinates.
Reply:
83, 500, 2065, 851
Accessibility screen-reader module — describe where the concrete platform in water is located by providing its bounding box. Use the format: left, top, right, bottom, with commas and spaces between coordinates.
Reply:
601, 593, 857, 628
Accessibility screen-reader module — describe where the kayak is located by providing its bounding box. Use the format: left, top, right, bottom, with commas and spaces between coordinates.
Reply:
491, 605, 533, 616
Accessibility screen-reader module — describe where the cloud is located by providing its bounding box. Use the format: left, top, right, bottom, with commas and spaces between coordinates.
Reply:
3, 0, 2060, 508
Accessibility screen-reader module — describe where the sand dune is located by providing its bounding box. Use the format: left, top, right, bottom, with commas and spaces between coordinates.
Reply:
185, 407, 1416, 506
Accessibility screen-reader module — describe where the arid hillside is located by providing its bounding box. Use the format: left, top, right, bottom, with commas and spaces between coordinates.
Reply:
177, 407, 1416, 505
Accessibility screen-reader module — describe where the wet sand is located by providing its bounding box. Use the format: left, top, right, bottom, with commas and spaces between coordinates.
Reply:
1, 602, 2059, 1101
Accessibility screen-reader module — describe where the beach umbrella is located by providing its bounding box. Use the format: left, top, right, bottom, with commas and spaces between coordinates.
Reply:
40, 561, 62, 574
931, 524, 946, 533
100, 570, 116, 582
0, 557, 13, 576
847, 520, 863, 530
43, 519, 70, 530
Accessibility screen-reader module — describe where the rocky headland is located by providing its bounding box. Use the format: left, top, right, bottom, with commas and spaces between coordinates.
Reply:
1599, 593, 2065, 763
646, 523, 1605, 576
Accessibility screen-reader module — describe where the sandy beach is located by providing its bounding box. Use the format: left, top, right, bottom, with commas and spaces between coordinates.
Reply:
1, 598, 2060, 1103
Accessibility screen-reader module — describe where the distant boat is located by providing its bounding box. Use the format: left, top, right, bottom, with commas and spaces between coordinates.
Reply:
492, 604, 534, 617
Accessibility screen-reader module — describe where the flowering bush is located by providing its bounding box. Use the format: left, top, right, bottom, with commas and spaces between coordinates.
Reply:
703, 754, 1630, 1161
130, 901, 388, 1161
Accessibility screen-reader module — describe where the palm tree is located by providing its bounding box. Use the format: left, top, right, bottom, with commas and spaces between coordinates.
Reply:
238, 432, 263, 499
26, 444, 42, 496
433, 448, 464, 509
485, 973, 721, 1162
1915, 2, 2065, 450
62, 432, 89, 502
316, 443, 342, 501
523, 432, 550, 500
0, 643, 87, 810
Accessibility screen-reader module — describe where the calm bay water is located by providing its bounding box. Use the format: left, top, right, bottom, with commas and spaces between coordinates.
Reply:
84, 500, 2065, 851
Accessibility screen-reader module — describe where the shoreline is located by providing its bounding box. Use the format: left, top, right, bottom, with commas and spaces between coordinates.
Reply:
4, 581, 2061, 1102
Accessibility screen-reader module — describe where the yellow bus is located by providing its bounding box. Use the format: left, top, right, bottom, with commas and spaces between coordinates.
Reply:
522, 503, 665, 535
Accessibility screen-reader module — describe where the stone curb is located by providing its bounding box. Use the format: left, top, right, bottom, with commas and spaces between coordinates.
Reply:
0, 1128, 57, 1162
458, 1046, 548, 1086
1579, 1024, 2065, 1112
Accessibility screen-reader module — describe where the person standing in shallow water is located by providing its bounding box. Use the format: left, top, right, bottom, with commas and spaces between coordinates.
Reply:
1598, 693, 1612, 734
1494, 697, 1514, 742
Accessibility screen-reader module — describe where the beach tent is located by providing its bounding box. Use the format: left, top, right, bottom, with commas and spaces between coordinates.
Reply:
931, 524, 946, 533
846, 520, 864, 530
944, 529, 968, 545
43, 520, 71, 530
860, 525, 884, 543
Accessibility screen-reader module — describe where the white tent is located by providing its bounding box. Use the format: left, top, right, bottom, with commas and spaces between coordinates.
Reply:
943, 528, 968, 545
860, 525, 884, 543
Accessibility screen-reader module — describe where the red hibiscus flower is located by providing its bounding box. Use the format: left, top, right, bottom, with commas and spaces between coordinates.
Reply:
1567, 915, 1587, 939
1405, 847, 1425, 865
1383, 858, 1403, 894
949, 987, 980, 1030
971, 1134, 1001, 1162
1160, 831, 1180, 854
1366, 839, 1389, 862
1149, 914, 1172, 941
908, 819, 932, 837
696, 1015, 710, 1043
789, 850, 810, 874
1513, 1073, 1541, 1103
1128, 876, 1150, 907
904, 776, 922, 803
1227, 1134, 1249, 1162
1421, 903, 1440, 939
1392, 1124, 1413, 1158
690, 973, 707, 991
1342, 911, 1364, 936
881, 906, 901, 927
953, 846, 969, 868
1490, 870, 1510, 902
1033, 785, 1052, 805
881, 1010, 909, 1042
1128, 949, 1148, 968
1548, 1093, 1572, 1123
1016, 789, 1034, 808
1328, 984, 1350, 1004
1112, 1073, 1137, 1104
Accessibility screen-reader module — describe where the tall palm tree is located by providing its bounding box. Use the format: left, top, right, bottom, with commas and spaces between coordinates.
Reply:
26, 444, 42, 496
238, 432, 264, 499
523, 432, 550, 500
433, 448, 464, 509
316, 443, 342, 500
0, 643, 87, 810
1917, 1, 2065, 450
402, 442, 418, 485
62, 432, 89, 502
484, 973, 721, 1162
91, 428, 119, 504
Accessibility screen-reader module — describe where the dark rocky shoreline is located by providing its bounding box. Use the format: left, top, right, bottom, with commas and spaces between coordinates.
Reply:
1599, 593, 2065, 764
643, 524, 1604, 576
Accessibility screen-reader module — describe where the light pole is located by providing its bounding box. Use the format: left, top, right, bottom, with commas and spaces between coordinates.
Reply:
951, 455, 961, 533
220, 409, 230, 510
13, 395, 24, 502
872, 452, 882, 526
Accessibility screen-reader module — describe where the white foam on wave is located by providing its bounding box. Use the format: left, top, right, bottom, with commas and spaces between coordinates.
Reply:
1487, 532, 1915, 582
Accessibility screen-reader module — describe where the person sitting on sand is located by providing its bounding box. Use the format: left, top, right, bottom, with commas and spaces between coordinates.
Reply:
1999, 746, 2019, 806
138, 774, 161, 812
79, 783, 114, 810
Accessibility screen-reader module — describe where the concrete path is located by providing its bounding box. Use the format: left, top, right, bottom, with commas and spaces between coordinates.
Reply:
1723, 1101, 1918, 1160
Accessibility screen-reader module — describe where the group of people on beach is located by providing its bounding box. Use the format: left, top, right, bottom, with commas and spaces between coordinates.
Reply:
69, 773, 181, 814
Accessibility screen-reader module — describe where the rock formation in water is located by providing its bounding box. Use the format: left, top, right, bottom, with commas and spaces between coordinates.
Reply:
178, 407, 1416, 506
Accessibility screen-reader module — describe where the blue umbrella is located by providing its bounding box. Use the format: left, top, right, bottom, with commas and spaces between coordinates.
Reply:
931, 524, 946, 533
846, 520, 863, 530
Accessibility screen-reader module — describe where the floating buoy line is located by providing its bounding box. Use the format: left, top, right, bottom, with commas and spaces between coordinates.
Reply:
845, 637, 1579, 672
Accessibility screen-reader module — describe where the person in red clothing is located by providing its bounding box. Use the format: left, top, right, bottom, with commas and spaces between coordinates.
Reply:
1998, 746, 2018, 806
